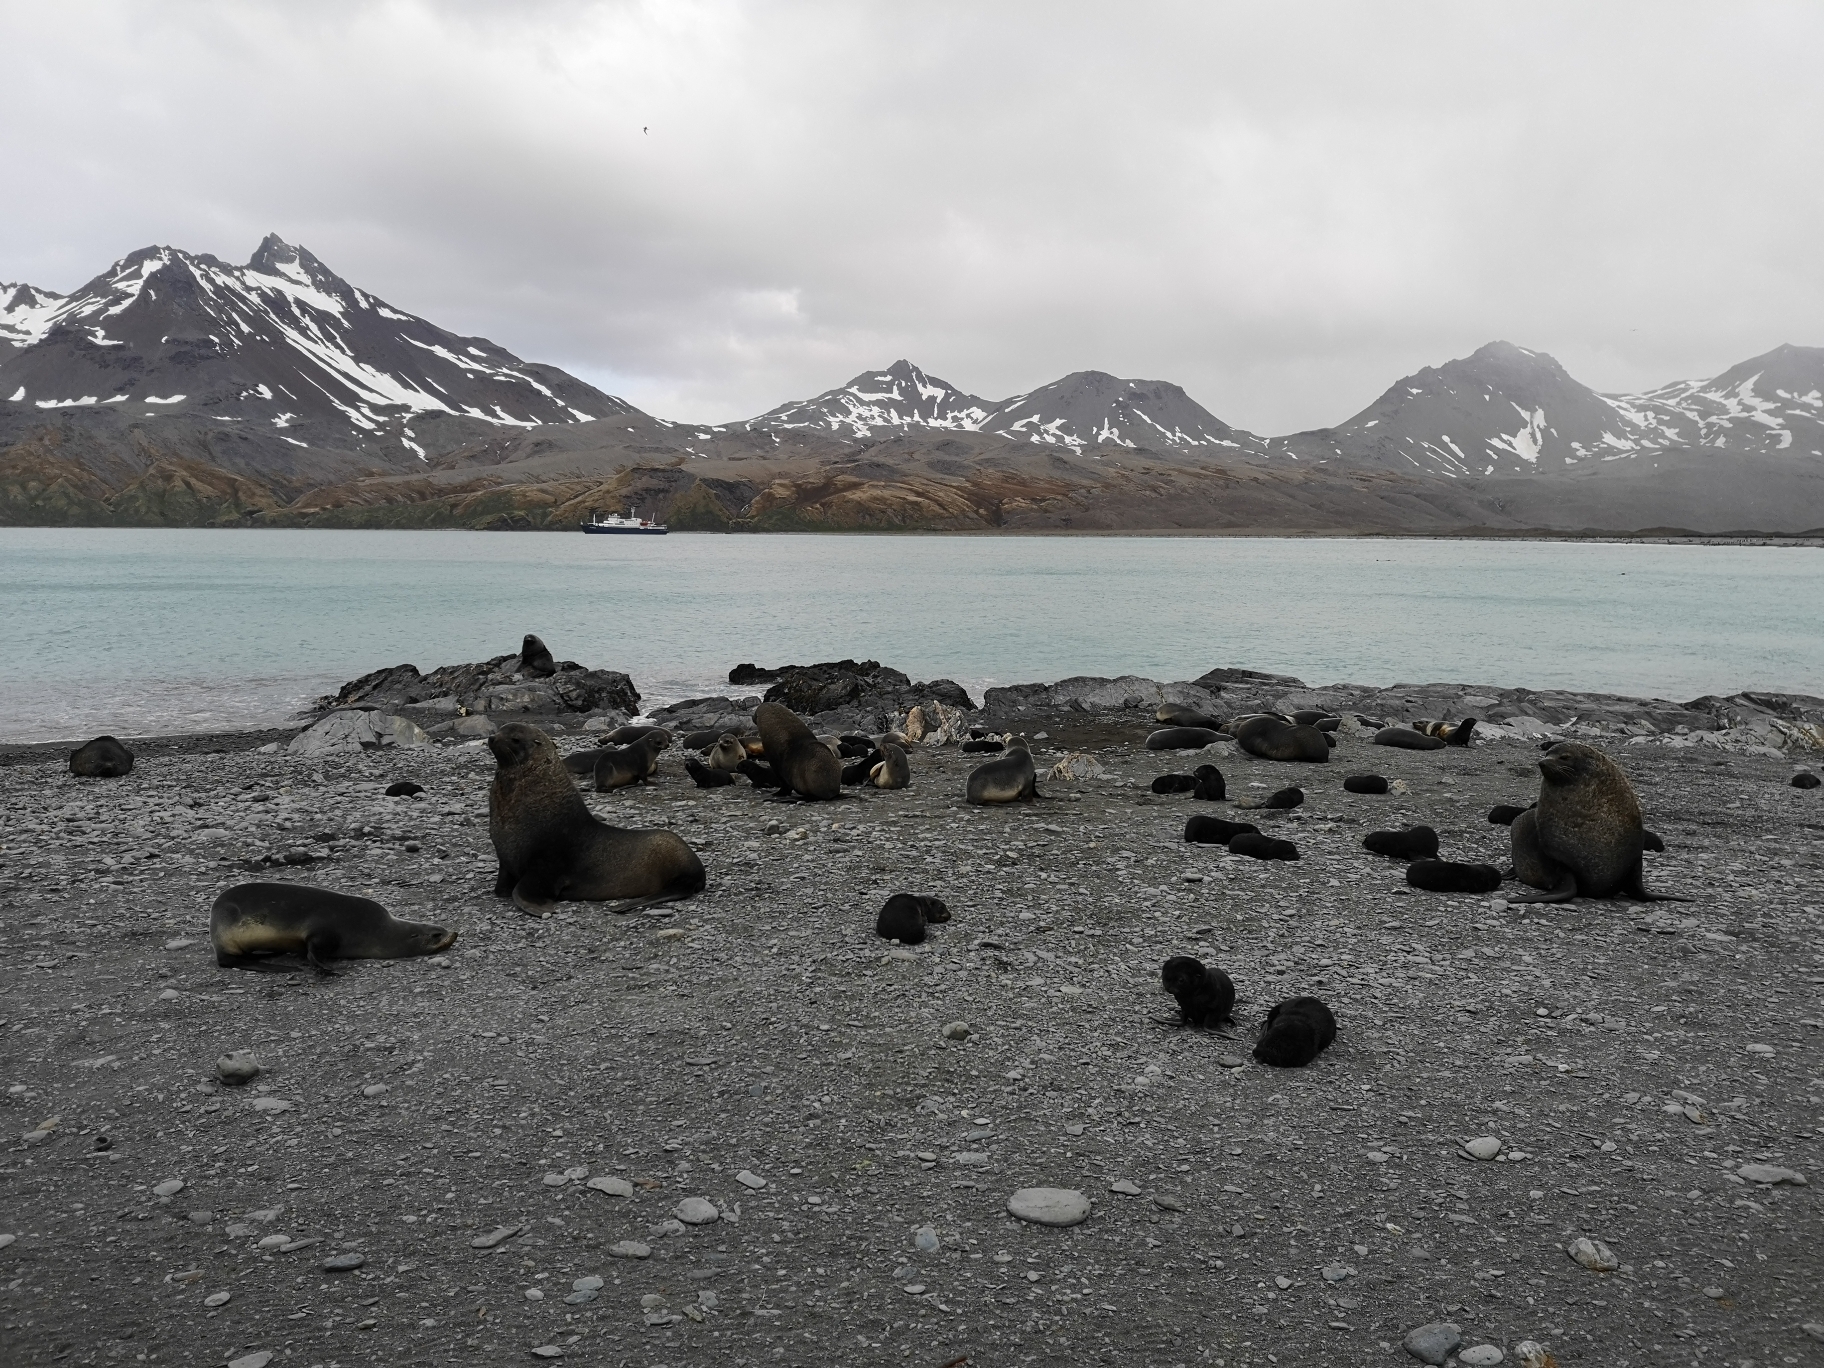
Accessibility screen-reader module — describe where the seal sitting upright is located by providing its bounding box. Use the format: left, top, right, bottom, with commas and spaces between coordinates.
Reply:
70, 736, 134, 778
1509, 741, 1682, 903
754, 702, 841, 800
966, 735, 1040, 805
488, 722, 706, 915
211, 882, 455, 974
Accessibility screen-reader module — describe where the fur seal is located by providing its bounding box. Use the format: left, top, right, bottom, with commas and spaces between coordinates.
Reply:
1233, 716, 1329, 763
1508, 741, 1681, 903
684, 758, 735, 788
487, 722, 706, 915
840, 755, 878, 785
681, 729, 724, 751
1373, 727, 1446, 751
211, 882, 455, 973
876, 893, 950, 944
1487, 803, 1530, 826
1156, 702, 1224, 729
753, 702, 842, 801
737, 758, 782, 789
593, 731, 667, 791
1147, 727, 1226, 751
385, 780, 423, 798
563, 748, 606, 777
869, 742, 911, 790
1237, 786, 1303, 811
1192, 764, 1226, 801
69, 736, 133, 778
1229, 831, 1299, 861
1184, 814, 1258, 845
706, 734, 747, 770
1363, 826, 1440, 860
600, 724, 671, 748
961, 737, 1006, 754
838, 737, 876, 759
1343, 774, 1390, 795
1160, 956, 1235, 1026
1252, 996, 1336, 1067
1792, 771, 1821, 790
1291, 710, 1340, 732
519, 633, 557, 677
1406, 860, 1503, 894
966, 736, 1039, 805
1415, 718, 1478, 746
1642, 830, 1665, 853
1152, 773, 1198, 794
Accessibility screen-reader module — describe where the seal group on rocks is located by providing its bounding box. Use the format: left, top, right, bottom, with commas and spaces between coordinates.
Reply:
754, 702, 842, 801
1160, 956, 1235, 1026
876, 893, 951, 944
1363, 826, 1440, 860
966, 736, 1040, 805
1415, 718, 1478, 746
211, 882, 455, 973
1509, 741, 1681, 903
1156, 702, 1224, 729
1233, 716, 1329, 763
488, 722, 706, 915
1406, 860, 1503, 894
69, 736, 134, 778
1253, 996, 1336, 1067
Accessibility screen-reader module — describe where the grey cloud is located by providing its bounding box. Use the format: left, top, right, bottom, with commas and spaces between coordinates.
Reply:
1, 0, 1819, 432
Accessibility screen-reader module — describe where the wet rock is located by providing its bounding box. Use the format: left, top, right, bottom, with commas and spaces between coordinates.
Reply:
1402, 1321, 1462, 1365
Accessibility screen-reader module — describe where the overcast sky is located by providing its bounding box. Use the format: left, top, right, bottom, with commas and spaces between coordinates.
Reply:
3, 1, 1820, 432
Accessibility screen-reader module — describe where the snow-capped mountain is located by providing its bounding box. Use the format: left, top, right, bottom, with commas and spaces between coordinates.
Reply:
0, 282, 66, 361
748, 359, 1262, 453
0, 235, 630, 453
1277, 340, 1824, 476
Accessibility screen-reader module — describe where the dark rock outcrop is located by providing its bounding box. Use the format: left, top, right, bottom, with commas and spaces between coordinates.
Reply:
317, 639, 637, 718
727, 660, 975, 722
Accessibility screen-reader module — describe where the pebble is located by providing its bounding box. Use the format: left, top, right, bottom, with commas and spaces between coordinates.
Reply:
1745, 1042, 1776, 1056
1108, 1179, 1142, 1195
529, 1347, 563, 1359
1736, 1163, 1806, 1185
187, 1210, 214, 1225
1802, 1323, 1824, 1343
322, 1253, 365, 1271
525, 1288, 544, 1301
1402, 1320, 1462, 1365
675, 1197, 719, 1225
1566, 1236, 1619, 1272
564, 1288, 597, 1305
609, 1240, 652, 1259
1321, 1263, 1352, 1283
951, 1152, 990, 1167
215, 1050, 260, 1085
1459, 1347, 1505, 1366
1064, 1123, 1085, 1136
585, 1175, 635, 1197
648, 1218, 687, 1237
203, 1291, 231, 1308
1463, 1135, 1503, 1161
470, 1224, 523, 1250
914, 1227, 941, 1252
1702, 1285, 1724, 1298
541, 1173, 570, 1187
153, 1179, 185, 1198
941, 1022, 971, 1041
1006, 1187, 1091, 1228
1216, 1054, 1248, 1069
361, 1083, 389, 1098
735, 1170, 767, 1190
164, 938, 196, 950
573, 1276, 603, 1292
158, 988, 180, 1001
1152, 1194, 1185, 1213
249, 1097, 294, 1113
228, 1354, 274, 1368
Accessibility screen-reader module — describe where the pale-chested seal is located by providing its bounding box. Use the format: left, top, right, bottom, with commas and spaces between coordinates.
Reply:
1184, 814, 1257, 845
1253, 996, 1335, 1067
754, 702, 841, 800
869, 742, 911, 790
1508, 741, 1682, 902
1373, 727, 1446, 752
1157, 702, 1224, 729
876, 893, 950, 944
1160, 956, 1234, 1026
1363, 826, 1439, 860
965, 735, 1039, 805
519, 633, 557, 677
70, 736, 133, 778
1237, 786, 1303, 811
1406, 860, 1502, 894
706, 734, 747, 771
1147, 727, 1226, 751
488, 722, 705, 915
1343, 775, 1389, 795
211, 882, 455, 974
1415, 717, 1478, 746
594, 731, 667, 791
1229, 831, 1299, 861
1233, 716, 1329, 763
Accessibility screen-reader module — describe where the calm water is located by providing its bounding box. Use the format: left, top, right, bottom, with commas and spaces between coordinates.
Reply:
1, 528, 1819, 743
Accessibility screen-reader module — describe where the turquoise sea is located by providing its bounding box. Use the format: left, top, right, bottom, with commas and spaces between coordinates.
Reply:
1, 528, 1819, 743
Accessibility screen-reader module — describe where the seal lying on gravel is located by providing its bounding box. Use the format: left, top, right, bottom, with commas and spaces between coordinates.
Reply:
1184, 815, 1258, 845
1160, 956, 1235, 1026
385, 780, 423, 798
684, 758, 735, 788
1253, 996, 1336, 1067
1146, 727, 1225, 751
1509, 741, 1683, 903
755, 702, 842, 801
488, 722, 706, 915
1229, 832, 1299, 861
876, 893, 950, 944
594, 732, 667, 791
1794, 771, 1822, 790
1372, 727, 1446, 751
1363, 826, 1440, 860
1152, 773, 1198, 794
1233, 716, 1329, 762
211, 882, 455, 973
1157, 702, 1224, 729
961, 737, 1006, 754
1406, 860, 1503, 894
1487, 803, 1531, 825
1191, 764, 1226, 801
1236, 786, 1302, 811
69, 736, 134, 778
1291, 709, 1341, 732
1415, 718, 1478, 745
1343, 774, 1390, 794
966, 737, 1040, 805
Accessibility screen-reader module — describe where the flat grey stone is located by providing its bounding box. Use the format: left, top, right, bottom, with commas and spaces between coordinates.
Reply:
573, 1276, 603, 1292
1459, 1347, 1505, 1366
1403, 1320, 1462, 1365
913, 1226, 940, 1252
1737, 1163, 1806, 1185
1108, 1179, 1142, 1195
1567, 1236, 1619, 1271
322, 1253, 365, 1271
152, 1179, 185, 1198
609, 1240, 651, 1259
735, 1170, 767, 1190
1006, 1187, 1091, 1227
469, 1224, 523, 1250
585, 1175, 634, 1197
1463, 1135, 1502, 1160
675, 1197, 719, 1225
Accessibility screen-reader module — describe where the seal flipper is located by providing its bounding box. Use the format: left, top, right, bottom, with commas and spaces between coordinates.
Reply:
1506, 870, 1578, 904
512, 874, 560, 918
303, 933, 342, 976
1624, 859, 1689, 903
493, 860, 517, 898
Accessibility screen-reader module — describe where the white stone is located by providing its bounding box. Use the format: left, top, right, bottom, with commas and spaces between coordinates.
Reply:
1736, 1163, 1806, 1185
1108, 1179, 1142, 1195
203, 1291, 231, 1307
675, 1197, 719, 1225
153, 1178, 186, 1198
734, 1170, 767, 1190
1567, 1236, 1619, 1272
585, 1175, 634, 1198
1463, 1135, 1503, 1161
228, 1354, 274, 1368
608, 1240, 651, 1259
941, 1022, 970, 1041
1006, 1187, 1091, 1227
1460, 1347, 1505, 1366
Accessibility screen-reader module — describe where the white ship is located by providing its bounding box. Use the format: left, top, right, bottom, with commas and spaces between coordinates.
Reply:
580, 510, 668, 535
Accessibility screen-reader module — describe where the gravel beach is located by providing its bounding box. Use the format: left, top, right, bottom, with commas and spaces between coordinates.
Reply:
2, 706, 1820, 1368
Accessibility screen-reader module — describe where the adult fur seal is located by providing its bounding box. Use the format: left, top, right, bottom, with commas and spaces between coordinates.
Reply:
519, 634, 557, 677
1152, 773, 1198, 794
706, 734, 747, 771
488, 722, 706, 915
961, 737, 1006, 754
1415, 718, 1478, 746
876, 893, 950, 944
1192, 764, 1226, 800
1184, 815, 1258, 845
1373, 727, 1446, 751
1253, 996, 1336, 1067
1156, 702, 1224, 729
684, 758, 735, 788
1343, 774, 1390, 795
869, 742, 912, 790
1229, 831, 1299, 861
1363, 826, 1439, 860
69, 736, 133, 778
594, 731, 667, 792
966, 736, 1039, 805
1233, 716, 1329, 763
1160, 956, 1235, 1026
1147, 727, 1225, 751
211, 882, 455, 974
1291, 710, 1341, 732
1406, 860, 1503, 894
1509, 741, 1681, 903
754, 702, 842, 801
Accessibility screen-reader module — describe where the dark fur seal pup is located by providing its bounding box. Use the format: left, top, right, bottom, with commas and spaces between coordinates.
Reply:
1791, 771, 1821, 790
1252, 996, 1336, 1067
1160, 956, 1235, 1026
488, 722, 706, 916
519, 633, 557, 677
1152, 773, 1198, 794
1372, 727, 1446, 752
869, 742, 911, 790
961, 737, 1006, 754
69, 736, 133, 778
966, 736, 1039, 805
839, 737, 877, 759
1406, 860, 1503, 894
1192, 764, 1226, 801
706, 734, 747, 771
753, 702, 842, 800
1415, 718, 1478, 746
1509, 741, 1682, 903
1363, 826, 1440, 860
1229, 831, 1299, 861
1233, 716, 1329, 763
1290, 710, 1340, 732
737, 758, 782, 789
1343, 774, 1390, 795
876, 892, 951, 944
1184, 815, 1258, 845
1487, 803, 1530, 825
840, 756, 877, 786
1147, 727, 1226, 751
385, 780, 423, 798
1643, 830, 1665, 853
1236, 786, 1302, 810
594, 731, 667, 791
684, 758, 735, 788
1156, 702, 1224, 729
600, 724, 671, 747
211, 882, 455, 974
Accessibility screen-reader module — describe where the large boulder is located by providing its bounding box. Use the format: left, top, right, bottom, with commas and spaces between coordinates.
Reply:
289, 710, 433, 755
315, 639, 639, 718
983, 676, 1219, 715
